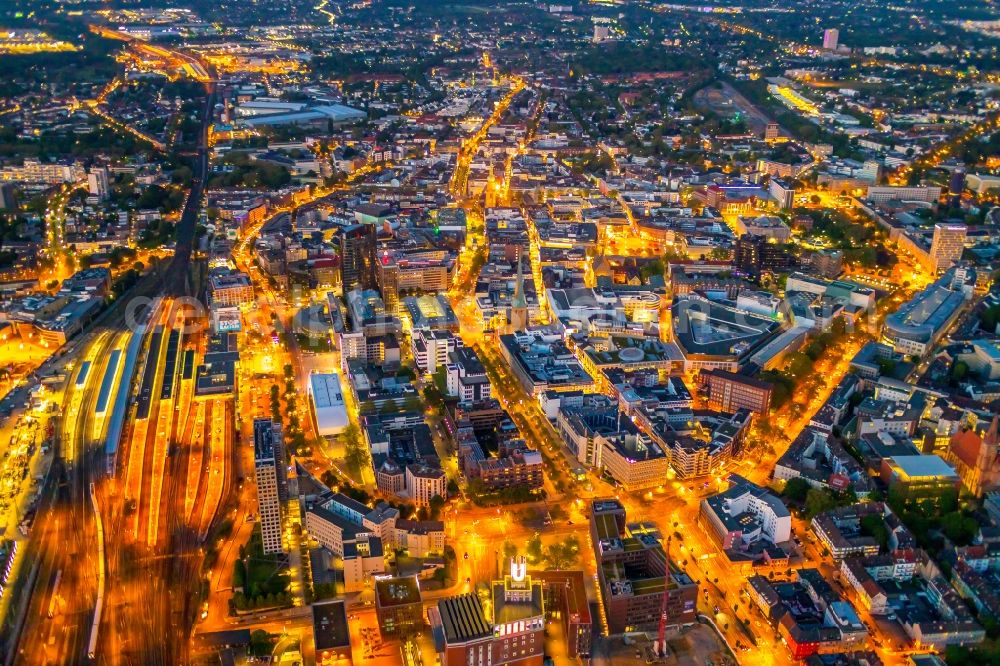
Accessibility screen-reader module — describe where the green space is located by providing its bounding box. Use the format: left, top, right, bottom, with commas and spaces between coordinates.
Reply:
465, 477, 544, 507
231, 526, 292, 613
887, 487, 980, 557
781, 477, 856, 519
208, 152, 292, 189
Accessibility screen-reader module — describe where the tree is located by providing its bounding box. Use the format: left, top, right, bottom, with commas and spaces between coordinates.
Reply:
940, 487, 960, 514
782, 477, 811, 503
709, 247, 730, 261
342, 423, 370, 473
876, 357, 897, 376
785, 352, 814, 380
981, 304, 1000, 333
951, 360, 969, 383
859, 513, 889, 551
433, 366, 448, 393
804, 488, 838, 518
428, 494, 446, 520
941, 512, 978, 545
639, 258, 664, 282
526, 533, 543, 564
233, 560, 247, 589
544, 536, 580, 570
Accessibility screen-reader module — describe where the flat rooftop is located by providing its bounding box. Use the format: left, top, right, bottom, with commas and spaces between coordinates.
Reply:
375, 576, 422, 607
672, 297, 780, 358
887, 454, 958, 480
309, 372, 345, 409
312, 600, 351, 650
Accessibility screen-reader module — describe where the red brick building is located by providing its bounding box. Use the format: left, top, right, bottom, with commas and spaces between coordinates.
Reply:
431, 558, 544, 666
533, 570, 593, 658
700, 369, 773, 415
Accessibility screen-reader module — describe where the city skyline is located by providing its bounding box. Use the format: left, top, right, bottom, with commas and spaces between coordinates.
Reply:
0, 0, 998, 665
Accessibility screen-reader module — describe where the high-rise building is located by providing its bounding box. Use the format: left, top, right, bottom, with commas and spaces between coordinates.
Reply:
446, 346, 492, 404
822, 28, 839, 50
764, 122, 780, 141
734, 234, 795, 276
377, 250, 455, 315
701, 476, 792, 551
207, 270, 254, 308
930, 223, 967, 273
374, 576, 424, 638
340, 223, 377, 294
948, 169, 967, 205
412, 329, 459, 375
254, 418, 287, 501
87, 166, 110, 201
254, 420, 285, 555
0, 183, 18, 211
810, 248, 844, 279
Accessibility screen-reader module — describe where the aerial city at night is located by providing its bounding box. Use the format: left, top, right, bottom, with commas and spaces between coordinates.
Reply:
1, 0, 1000, 664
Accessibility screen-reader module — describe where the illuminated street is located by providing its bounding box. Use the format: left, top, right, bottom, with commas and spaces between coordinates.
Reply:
2, 2, 1000, 666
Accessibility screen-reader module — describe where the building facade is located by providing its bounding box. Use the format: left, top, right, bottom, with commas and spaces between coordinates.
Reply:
701, 369, 773, 414
340, 223, 378, 293
254, 425, 284, 555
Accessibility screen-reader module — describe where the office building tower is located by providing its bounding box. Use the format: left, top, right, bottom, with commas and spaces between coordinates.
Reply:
948, 169, 967, 204
87, 166, 110, 201
589, 499, 698, 633
734, 234, 795, 276
764, 122, 780, 141
254, 418, 287, 501
0, 183, 17, 211
254, 421, 285, 555
340, 224, 377, 294
930, 223, 967, 273
822, 28, 839, 50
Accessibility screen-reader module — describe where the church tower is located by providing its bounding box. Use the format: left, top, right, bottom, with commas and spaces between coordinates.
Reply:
976, 415, 1000, 492
509, 255, 528, 332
